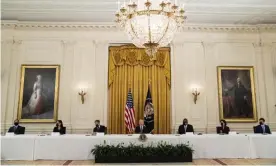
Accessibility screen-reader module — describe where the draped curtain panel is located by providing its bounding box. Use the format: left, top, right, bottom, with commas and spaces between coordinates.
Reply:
108, 45, 171, 134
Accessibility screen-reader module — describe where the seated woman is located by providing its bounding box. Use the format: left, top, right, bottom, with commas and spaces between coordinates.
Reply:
216, 119, 230, 134
53, 120, 66, 135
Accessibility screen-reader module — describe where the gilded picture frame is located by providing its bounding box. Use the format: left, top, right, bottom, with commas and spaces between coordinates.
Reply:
17, 65, 60, 123
217, 66, 257, 122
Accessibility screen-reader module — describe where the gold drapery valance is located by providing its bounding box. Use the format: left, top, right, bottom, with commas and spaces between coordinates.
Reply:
109, 46, 171, 87
108, 45, 171, 134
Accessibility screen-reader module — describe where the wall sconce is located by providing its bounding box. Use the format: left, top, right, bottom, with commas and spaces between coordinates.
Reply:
192, 88, 200, 104
78, 88, 87, 104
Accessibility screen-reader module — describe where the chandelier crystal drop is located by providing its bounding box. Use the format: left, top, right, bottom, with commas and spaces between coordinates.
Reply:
115, 0, 187, 56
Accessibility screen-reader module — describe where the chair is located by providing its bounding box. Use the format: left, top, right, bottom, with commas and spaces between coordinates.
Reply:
253, 126, 257, 133
216, 126, 221, 134
19, 127, 25, 134
104, 127, 107, 134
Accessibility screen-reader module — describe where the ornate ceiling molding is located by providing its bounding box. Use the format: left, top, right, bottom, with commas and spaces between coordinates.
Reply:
1, 20, 276, 32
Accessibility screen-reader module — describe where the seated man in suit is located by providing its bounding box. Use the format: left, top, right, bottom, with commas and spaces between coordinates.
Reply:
8, 119, 25, 134
178, 118, 194, 134
93, 120, 106, 133
135, 119, 148, 134
255, 118, 271, 134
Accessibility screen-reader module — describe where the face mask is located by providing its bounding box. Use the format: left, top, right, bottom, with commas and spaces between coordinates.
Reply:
96, 124, 99, 127
14, 122, 19, 126
259, 122, 263, 125
221, 123, 224, 126
183, 121, 187, 125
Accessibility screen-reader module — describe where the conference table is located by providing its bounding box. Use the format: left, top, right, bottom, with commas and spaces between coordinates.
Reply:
1, 134, 276, 160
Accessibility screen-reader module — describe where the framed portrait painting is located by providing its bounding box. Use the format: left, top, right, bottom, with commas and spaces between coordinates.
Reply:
17, 65, 60, 123
217, 66, 257, 122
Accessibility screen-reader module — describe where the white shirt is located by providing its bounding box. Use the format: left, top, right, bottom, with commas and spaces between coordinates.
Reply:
184, 125, 187, 132
261, 124, 265, 133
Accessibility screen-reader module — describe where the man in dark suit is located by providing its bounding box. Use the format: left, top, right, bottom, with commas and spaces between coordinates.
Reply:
8, 119, 25, 135
255, 118, 271, 134
135, 119, 148, 134
93, 120, 106, 133
178, 118, 194, 134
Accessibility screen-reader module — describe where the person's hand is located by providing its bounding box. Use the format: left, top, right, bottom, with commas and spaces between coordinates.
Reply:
224, 89, 228, 92
244, 96, 247, 100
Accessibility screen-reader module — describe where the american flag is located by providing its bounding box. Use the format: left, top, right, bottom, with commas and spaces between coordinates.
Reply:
125, 89, 135, 133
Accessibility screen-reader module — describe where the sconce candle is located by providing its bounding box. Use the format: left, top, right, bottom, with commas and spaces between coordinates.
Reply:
192, 88, 200, 104
78, 89, 87, 104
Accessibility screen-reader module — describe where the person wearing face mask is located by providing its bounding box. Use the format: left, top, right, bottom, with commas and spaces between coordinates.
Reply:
255, 118, 271, 134
178, 118, 194, 134
8, 119, 25, 134
216, 119, 230, 134
93, 120, 106, 133
53, 120, 66, 135
135, 119, 148, 134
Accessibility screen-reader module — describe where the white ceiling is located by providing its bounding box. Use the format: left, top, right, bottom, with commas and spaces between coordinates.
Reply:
1, 0, 276, 24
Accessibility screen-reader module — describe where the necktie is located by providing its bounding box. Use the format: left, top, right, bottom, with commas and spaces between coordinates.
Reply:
262, 125, 265, 133
184, 125, 187, 132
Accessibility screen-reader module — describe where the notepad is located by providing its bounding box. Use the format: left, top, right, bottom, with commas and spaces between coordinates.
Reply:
51, 132, 60, 136
5, 132, 14, 136
96, 133, 105, 136
229, 131, 237, 135
185, 132, 194, 136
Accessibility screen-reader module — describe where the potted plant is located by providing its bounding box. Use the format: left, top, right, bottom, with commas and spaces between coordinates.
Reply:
91, 141, 193, 163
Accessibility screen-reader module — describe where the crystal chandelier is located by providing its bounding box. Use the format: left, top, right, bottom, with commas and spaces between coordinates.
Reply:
115, 0, 186, 56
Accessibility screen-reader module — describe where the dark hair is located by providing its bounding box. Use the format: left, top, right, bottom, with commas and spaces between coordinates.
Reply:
95, 120, 100, 123
220, 119, 227, 126
259, 118, 265, 122
56, 120, 63, 127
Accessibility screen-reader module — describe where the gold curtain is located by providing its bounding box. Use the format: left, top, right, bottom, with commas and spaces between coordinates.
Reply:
108, 45, 171, 134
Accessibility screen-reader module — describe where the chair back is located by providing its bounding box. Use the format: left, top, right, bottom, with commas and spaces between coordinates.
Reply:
216, 126, 221, 134
104, 127, 107, 134
253, 126, 257, 133
20, 127, 25, 134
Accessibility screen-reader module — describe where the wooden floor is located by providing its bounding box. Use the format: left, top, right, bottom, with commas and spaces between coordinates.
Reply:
1, 159, 276, 165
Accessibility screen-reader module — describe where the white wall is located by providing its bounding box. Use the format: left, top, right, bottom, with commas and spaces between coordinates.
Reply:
1, 22, 276, 134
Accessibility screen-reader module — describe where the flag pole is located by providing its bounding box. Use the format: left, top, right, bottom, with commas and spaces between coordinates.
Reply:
128, 81, 131, 91
147, 78, 154, 134
128, 81, 133, 134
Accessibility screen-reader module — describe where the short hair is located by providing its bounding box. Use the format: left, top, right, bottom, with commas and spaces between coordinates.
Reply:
57, 120, 64, 127
259, 118, 265, 122
220, 119, 227, 125
95, 120, 100, 123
